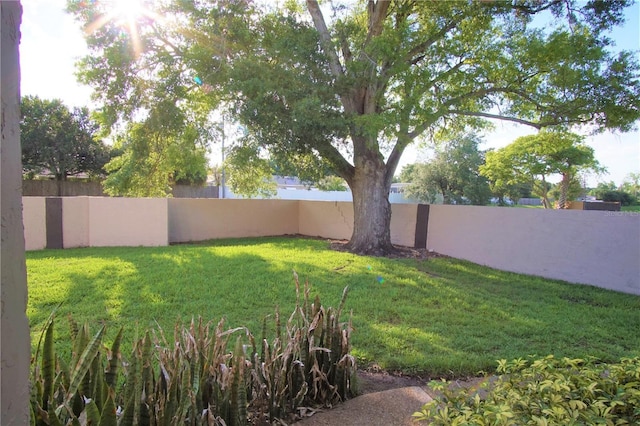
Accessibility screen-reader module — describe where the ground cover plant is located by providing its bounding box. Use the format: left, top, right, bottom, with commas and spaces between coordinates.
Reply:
27, 237, 640, 379
414, 356, 640, 425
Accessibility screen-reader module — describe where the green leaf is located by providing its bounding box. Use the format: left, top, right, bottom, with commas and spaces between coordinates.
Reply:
98, 391, 117, 426
41, 316, 55, 410
105, 327, 123, 389
65, 325, 105, 407
83, 400, 101, 425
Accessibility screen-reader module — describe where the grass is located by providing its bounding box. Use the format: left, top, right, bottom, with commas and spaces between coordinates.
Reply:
621, 205, 640, 212
26, 237, 640, 378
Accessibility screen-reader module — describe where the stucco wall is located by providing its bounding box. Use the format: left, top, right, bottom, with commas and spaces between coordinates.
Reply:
88, 197, 168, 247
168, 199, 299, 243
390, 203, 418, 247
63, 196, 89, 248
296, 201, 417, 247
427, 205, 640, 295
298, 201, 354, 240
22, 197, 46, 250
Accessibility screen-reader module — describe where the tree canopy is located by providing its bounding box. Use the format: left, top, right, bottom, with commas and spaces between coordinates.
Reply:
69, 0, 640, 254
20, 95, 110, 182
480, 130, 602, 208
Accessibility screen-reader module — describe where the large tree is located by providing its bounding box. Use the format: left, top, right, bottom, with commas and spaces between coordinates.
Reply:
480, 130, 602, 208
69, 0, 640, 254
20, 96, 111, 193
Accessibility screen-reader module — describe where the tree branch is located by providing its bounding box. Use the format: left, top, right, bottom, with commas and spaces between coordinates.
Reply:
508, 0, 565, 15
385, 134, 410, 185
406, 17, 462, 66
315, 139, 355, 183
448, 110, 543, 128
306, 0, 344, 79
340, 36, 353, 64
386, 112, 442, 185
365, 0, 391, 45
424, 58, 467, 87
441, 85, 551, 113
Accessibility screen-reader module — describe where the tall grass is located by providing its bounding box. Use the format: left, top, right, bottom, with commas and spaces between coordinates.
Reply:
26, 237, 640, 378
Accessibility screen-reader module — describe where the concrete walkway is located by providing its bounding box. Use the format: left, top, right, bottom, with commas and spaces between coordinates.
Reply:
294, 386, 433, 425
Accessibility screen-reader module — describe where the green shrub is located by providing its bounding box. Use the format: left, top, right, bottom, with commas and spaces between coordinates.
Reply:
597, 190, 636, 206
414, 355, 640, 425
30, 273, 357, 425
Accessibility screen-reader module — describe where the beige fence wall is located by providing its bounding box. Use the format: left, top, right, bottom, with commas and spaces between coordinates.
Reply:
62, 197, 89, 248
298, 201, 353, 240
427, 205, 640, 295
296, 201, 418, 247
88, 198, 168, 247
22, 197, 46, 250
22, 197, 168, 248
168, 199, 299, 243
390, 203, 419, 247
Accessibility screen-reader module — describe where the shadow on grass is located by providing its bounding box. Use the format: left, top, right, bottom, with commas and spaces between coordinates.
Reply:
26, 237, 640, 377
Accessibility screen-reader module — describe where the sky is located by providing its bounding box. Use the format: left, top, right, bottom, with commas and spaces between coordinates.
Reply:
19, 0, 640, 187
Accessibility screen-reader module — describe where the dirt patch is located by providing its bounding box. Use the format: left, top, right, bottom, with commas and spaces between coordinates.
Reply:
357, 368, 492, 398
357, 369, 428, 394
328, 239, 447, 260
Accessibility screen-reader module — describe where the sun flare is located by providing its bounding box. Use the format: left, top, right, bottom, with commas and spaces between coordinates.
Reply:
112, 0, 147, 24
83, 0, 162, 56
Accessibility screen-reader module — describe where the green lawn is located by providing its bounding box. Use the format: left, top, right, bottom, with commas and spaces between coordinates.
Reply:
26, 237, 640, 378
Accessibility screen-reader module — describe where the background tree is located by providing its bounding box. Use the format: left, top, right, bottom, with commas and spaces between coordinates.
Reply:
591, 181, 637, 206
69, 0, 640, 254
397, 163, 419, 184
550, 175, 586, 206
223, 138, 277, 199
316, 175, 349, 192
620, 172, 640, 200
208, 164, 223, 187
102, 102, 210, 197
480, 131, 602, 209
596, 190, 636, 205
20, 96, 111, 194
486, 173, 533, 206
403, 134, 491, 205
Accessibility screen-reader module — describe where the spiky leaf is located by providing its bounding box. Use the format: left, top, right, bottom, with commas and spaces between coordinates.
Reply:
65, 325, 105, 406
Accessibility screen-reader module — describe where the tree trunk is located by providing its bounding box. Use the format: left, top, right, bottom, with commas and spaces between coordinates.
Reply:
307, 0, 399, 256
1, 2, 31, 424
557, 172, 570, 209
540, 176, 551, 209
345, 152, 395, 256
56, 175, 64, 196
